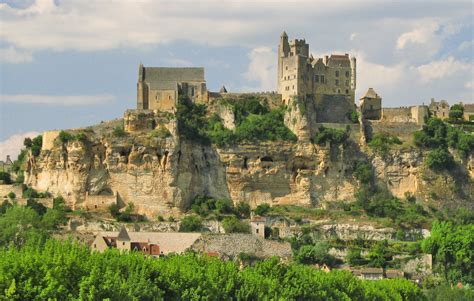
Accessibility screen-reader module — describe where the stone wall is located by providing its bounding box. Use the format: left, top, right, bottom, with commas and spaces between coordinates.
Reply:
381, 106, 428, 125
42, 130, 60, 150
315, 94, 357, 123
82, 191, 117, 211
0, 184, 22, 200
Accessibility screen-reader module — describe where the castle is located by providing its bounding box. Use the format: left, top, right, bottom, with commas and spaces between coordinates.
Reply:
277, 31, 356, 104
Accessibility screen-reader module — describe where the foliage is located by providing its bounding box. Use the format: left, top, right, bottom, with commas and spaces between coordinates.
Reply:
179, 215, 203, 232
221, 216, 250, 233
25, 135, 43, 156
313, 126, 348, 146
253, 203, 270, 216
346, 248, 367, 266
421, 221, 473, 285
353, 160, 373, 184
112, 125, 127, 137
235, 202, 251, 218
294, 242, 338, 267
425, 147, 455, 170
7, 192, 15, 199
367, 240, 392, 268
148, 126, 172, 139
157, 215, 165, 222
368, 133, 402, 157
347, 110, 359, 123
58, 130, 74, 143
0, 239, 425, 300
448, 104, 464, 121
424, 284, 474, 301
108, 203, 137, 222
176, 98, 296, 146
0, 172, 12, 184
189, 195, 234, 217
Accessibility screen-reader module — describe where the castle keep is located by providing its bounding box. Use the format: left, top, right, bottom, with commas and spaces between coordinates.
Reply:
277, 32, 356, 104
137, 64, 208, 112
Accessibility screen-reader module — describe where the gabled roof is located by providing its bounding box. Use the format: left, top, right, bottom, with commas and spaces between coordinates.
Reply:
117, 226, 131, 241
360, 88, 380, 100
360, 268, 383, 274
327, 54, 351, 67
251, 215, 266, 222
143, 67, 205, 83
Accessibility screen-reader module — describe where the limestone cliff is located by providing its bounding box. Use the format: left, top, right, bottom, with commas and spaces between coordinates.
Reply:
24, 103, 472, 217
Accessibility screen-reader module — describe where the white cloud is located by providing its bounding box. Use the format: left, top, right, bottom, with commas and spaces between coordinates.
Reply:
243, 47, 276, 91
0, 46, 33, 63
0, 131, 40, 161
416, 56, 470, 83
396, 20, 440, 50
0, 94, 116, 106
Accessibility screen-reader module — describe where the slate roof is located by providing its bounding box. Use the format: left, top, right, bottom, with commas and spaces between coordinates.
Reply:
360, 88, 380, 99
117, 227, 131, 241
144, 67, 205, 83
327, 54, 351, 67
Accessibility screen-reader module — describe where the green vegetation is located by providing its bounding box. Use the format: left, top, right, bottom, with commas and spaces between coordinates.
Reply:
253, 203, 271, 216
368, 133, 402, 157
179, 215, 203, 232
353, 160, 373, 184
414, 117, 473, 160
189, 195, 234, 217
7, 192, 16, 199
294, 242, 338, 267
108, 203, 140, 222
112, 125, 127, 137
176, 97, 296, 147
0, 239, 425, 300
347, 110, 359, 123
221, 216, 250, 233
235, 202, 251, 219
425, 147, 455, 170
148, 126, 171, 139
0, 172, 12, 184
448, 103, 464, 121
23, 135, 42, 156
313, 126, 348, 146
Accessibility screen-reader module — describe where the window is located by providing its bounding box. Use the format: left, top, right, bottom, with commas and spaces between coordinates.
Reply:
315, 75, 319, 82
345, 71, 350, 77
94, 244, 96, 248
370, 105, 373, 110
335, 71, 339, 77
168, 95, 171, 100
123, 242, 125, 246
292, 85, 295, 90
191, 87, 195, 96
337, 89, 341, 93
256, 229, 259, 234
346, 89, 349, 94
345, 80, 349, 87
335, 79, 339, 85
286, 66, 288, 70
321, 75, 325, 83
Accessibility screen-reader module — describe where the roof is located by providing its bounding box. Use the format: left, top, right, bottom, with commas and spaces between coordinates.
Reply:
360, 88, 380, 100
220, 85, 228, 93
117, 227, 131, 241
360, 268, 383, 274
143, 67, 205, 83
251, 215, 266, 222
98, 231, 202, 254
327, 54, 351, 67
385, 269, 404, 278
464, 103, 474, 112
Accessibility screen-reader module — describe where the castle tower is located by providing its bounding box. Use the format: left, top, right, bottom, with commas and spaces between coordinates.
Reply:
137, 63, 146, 109
350, 57, 357, 91
116, 226, 131, 251
277, 31, 290, 92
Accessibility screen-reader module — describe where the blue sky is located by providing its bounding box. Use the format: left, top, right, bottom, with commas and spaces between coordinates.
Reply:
0, 0, 473, 159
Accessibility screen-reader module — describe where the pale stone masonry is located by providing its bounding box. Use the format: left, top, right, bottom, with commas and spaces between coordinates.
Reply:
360, 88, 382, 120
137, 64, 208, 112
429, 98, 450, 120
277, 31, 356, 105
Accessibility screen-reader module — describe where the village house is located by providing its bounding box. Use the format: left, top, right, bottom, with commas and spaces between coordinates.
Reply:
429, 98, 450, 120
91, 227, 202, 256
250, 215, 266, 238
359, 268, 384, 280
463, 103, 474, 121
385, 269, 405, 279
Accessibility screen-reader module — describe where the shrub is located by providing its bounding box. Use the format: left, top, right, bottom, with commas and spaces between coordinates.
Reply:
346, 248, 367, 266
0, 172, 12, 184
148, 127, 171, 139
157, 215, 165, 222
190, 195, 234, 217
294, 242, 338, 266
15, 173, 24, 184
23, 187, 39, 199
353, 161, 373, 184
58, 131, 74, 143
313, 126, 348, 146
112, 125, 127, 137
108, 203, 120, 219
232, 97, 270, 126
179, 216, 202, 232
168, 216, 175, 222
449, 104, 464, 121
368, 133, 402, 157
222, 216, 250, 233
26, 199, 47, 216
426, 147, 455, 170
347, 111, 359, 123
235, 202, 251, 218
7, 192, 16, 199
254, 203, 270, 216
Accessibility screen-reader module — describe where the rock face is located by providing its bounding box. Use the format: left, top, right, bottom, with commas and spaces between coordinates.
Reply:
25, 106, 473, 217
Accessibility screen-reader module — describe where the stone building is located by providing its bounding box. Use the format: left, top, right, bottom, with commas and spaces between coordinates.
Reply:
137, 64, 208, 112
250, 215, 266, 238
360, 88, 382, 120
0, 156, 13, 173
277, 31, 356, 104
463, 103, 474, 121
429, 98, 449, 120
91, 227, 202, 256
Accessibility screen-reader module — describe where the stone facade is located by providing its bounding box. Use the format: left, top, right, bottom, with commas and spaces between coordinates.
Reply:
381, 106, 429, 125
277, 32, 356, 105
250, 215, 265, 238
137, 64, 208, 112
429, 98, 449, 120
360, 88, 382, 120
0, 156, 13, 173
463, 103, 474, 121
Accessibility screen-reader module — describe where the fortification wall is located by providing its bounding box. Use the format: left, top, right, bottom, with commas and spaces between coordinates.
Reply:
209, 92, 283, 109
368, 121, 421, 142
381, 106, 428, 125
42, 130, 61, 150
315, 94, 356, 123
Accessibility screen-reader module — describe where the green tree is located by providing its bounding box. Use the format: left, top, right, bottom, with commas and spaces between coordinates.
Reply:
0, 172, 12, 184
294, 242, 338, 266
254, 203, 270, 216
236, 202, 251, 218
449, 104, 464, 121
426, 147, 454, 170
179, 215, 202, 232
221, 216, 250, 233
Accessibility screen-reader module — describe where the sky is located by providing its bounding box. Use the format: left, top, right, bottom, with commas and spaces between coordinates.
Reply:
0, 0, 473, 160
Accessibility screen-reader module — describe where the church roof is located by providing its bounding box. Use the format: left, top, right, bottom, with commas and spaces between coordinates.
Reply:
117, 226, 131, 241
143, 67, 205, 83
360, 88, 380, 100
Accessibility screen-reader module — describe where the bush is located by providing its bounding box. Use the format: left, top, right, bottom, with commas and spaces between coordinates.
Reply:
347, 111, 359, 123
221, 216, 250, 233
26, 199, 47, 216
179, 216, 202, 232
58, 131, 73, 143
15, 173, 24, 184
313, 126, 348, 146
190, 195, 234, 217
353, 161, 373, 184
449, 104, 464, 121
368, 133, 402, 157
346, 248, 367, 266
426, 147, 455, 170
148, 127, 171, 139
294, 242, 338, 266
22, 187, 39, 199
168, 216, 175, 222
233, 97, 270, 125
157, 215, 165, 222
112, 125, 127, 137
254, 203, 270, 216
235, 202, 251, 218
7, 192, 16, 199
0, 172, 12, 184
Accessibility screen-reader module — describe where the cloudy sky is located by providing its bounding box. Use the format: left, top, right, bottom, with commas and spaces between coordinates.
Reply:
0, 0, 473, 159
